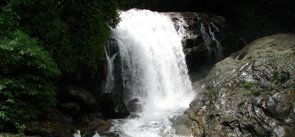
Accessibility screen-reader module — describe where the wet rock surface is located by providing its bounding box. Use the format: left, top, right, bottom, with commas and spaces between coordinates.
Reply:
126, 98, 143, 113
166, 12, 243, 81
171, 110, 194, 136
188, 34, 295, 137
98, 93, 130, 119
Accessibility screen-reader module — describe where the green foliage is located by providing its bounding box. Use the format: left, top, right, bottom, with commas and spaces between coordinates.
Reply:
56, 0, 117, 73
0, 30, 60, 131
0, 0, 121, 133
14, 0, 120, 88
14, 123, 25, 136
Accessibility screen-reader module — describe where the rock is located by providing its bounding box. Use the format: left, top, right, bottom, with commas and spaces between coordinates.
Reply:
107, 38, 120, 57
25, 108, 74, 137
141, 0, 295, 46
265, 89, 295, 118
26, 121, 74, 137
126, 98, 143, 113
188, 34, 295, 137
100, 132, 120, 137
0, 133, 40, 137
106, 39, 125, 94
79, 113, 104, 125
72, 113, 117, 136
170, 110, 194, 136
25, 109, 76, 137
39, 108, 73, 123
60, 103, 80, 116
79, 117, 112, 137
26, 111, 111, 137
97, 93, 130, 118
165, 12, 242, 81
60, 86, 98, 112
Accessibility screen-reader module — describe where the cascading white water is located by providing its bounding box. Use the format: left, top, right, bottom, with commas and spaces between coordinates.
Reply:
105, 48, 117, 93
109, 9, 195, 137
200, 22, 223, 60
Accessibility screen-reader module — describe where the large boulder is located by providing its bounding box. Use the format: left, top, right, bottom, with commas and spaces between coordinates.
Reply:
188, 34, 295, 136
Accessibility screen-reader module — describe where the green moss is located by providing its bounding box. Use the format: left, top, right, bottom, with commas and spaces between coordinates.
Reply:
241, 81, 254, 89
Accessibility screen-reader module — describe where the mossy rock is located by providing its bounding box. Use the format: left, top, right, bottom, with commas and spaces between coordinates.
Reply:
189, 34, 295, 137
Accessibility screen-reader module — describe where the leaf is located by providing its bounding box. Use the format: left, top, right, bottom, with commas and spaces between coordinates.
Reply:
0, 83, 5, 91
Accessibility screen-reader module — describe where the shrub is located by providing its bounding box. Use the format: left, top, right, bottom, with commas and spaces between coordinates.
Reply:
0, 30, 60, 132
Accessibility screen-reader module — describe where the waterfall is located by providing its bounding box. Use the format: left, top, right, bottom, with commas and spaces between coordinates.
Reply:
109, 9, 195, 137
105, 47, 117, 93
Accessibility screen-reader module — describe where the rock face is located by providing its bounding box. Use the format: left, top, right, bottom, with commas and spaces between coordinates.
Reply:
188, 34, 295, 137
140, 0, 295, 44
166, 12, 243, 80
